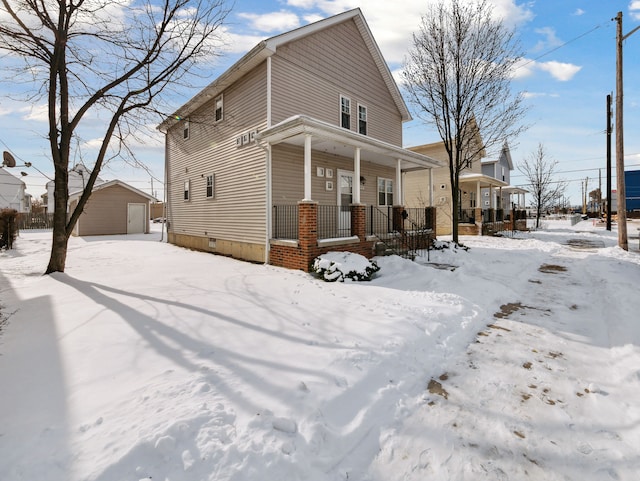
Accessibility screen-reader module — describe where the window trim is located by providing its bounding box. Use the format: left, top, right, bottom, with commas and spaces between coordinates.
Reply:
214, 94, 223, 122
206, 174, 215, 199
183, 119, 190, 140
358, 103, 367, 135
183, 179, 190, 201
377, 177, 393, 207
340, 95, 351, 130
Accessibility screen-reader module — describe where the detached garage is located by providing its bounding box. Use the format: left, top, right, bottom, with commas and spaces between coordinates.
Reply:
69, 180, 157, 236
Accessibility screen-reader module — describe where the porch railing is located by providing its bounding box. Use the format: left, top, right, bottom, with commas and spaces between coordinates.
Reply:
318, 205, 350, 239
272, 204, 298, 239
459, 208, 476, 223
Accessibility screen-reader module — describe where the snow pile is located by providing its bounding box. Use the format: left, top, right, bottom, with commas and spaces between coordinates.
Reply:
311, 251, 380, 281
1, 220, 639, 481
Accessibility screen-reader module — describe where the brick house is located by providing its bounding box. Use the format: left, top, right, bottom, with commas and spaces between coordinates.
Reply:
159, 8, 444, 271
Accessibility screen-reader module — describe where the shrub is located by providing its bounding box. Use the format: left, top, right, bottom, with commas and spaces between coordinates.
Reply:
0, 208, 19, 250
311, 251, 380, 282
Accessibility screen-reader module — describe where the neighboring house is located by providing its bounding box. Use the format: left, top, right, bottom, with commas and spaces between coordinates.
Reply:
68, 180, 156, 236
158, 8, 444, 271
0, 167, 31, 212
625, 170, 640, 211
45, 164, 104, 213
480, 142, 527, 214
404, 140, 525, 236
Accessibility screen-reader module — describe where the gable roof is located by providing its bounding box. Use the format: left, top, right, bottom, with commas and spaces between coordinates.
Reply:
159, 8, 410, 131
481, 142, 513, 170
0, 167, 26, 187
69, 179, 157, 202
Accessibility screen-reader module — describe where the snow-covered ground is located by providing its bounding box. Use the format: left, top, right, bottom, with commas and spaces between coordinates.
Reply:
1, 219, 639, 481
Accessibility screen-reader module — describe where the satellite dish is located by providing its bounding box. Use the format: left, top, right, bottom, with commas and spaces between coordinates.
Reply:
2, 151, 16, 168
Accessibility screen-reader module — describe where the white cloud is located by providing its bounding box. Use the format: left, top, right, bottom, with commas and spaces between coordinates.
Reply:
631, 1, 640, 20
537, 60, 582, 81
21, 104, 48, 122
512, 58, 582, 82
572, 8, 585, 16
237, 11, 300, 33
522, 91, 560, 99
532, 27, 563, 52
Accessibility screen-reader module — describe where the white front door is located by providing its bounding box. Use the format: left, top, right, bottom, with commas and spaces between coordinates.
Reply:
337, 170, 354, 236
127, 203, 146, 234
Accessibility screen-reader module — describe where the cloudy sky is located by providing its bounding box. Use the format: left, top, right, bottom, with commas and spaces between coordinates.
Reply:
1, 0, 639, 205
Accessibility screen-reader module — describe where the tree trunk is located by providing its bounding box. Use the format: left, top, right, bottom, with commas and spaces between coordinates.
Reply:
45, 162, 70, 274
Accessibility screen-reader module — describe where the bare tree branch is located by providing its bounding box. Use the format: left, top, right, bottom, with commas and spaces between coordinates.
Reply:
402, 0, 528, 244
0, 0, 230, 273
518, 143, 567, 228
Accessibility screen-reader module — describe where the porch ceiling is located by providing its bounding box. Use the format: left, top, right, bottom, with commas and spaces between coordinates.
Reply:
257, 115, 445, 170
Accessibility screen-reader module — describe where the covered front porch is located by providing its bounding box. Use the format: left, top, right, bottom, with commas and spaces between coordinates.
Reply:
258, 115, 444, 271
457, 173, 528, 235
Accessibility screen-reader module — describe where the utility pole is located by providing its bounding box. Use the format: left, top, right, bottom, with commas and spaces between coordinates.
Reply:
614, 11, 640, 250
606, 93, 612, 231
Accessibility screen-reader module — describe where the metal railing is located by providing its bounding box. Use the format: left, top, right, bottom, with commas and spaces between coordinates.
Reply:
318, 205, 350, 239
272, 204, 298, 240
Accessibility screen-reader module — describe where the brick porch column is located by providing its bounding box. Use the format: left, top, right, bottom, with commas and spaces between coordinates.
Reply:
298, 200, 318, 271
351, 204, 366, 239
474, 207, 482, 223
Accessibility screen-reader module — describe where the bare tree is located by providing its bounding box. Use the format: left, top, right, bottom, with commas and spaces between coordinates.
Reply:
0, 0, 229, 273
519, 143, 567, 229
403, 0, 528, 244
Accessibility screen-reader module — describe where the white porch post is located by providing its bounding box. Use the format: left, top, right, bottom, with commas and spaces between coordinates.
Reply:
476, 182, 481, 208
429, 168, 434, 206
354, 147, 361, 204
489, 185, 494, 208
303, 134, 312, 201
396, 159, 402, 205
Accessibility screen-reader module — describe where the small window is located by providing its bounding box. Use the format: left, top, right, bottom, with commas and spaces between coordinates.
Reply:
340, 95, 351, 129
183, 120, 190, 140
206, 174, 215, 198
184, 180, 190, 201
358, 104, 367, 135
470, 192, 476, 208
378, 178, 393, 206
214, 94, 223, 122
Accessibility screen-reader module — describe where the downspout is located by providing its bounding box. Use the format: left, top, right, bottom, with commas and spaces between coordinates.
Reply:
263, 56, 273, 265
162, 132, 168, 242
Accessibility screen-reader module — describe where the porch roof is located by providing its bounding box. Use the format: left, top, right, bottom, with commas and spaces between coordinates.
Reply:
502, 186, 528, 194
459, 172, 509, 188
257, 115, 445, 170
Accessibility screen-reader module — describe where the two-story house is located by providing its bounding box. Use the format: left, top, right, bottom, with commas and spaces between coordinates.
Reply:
404, 140, 526, 236
0, 167, 31, 213
159, 8, 444, 271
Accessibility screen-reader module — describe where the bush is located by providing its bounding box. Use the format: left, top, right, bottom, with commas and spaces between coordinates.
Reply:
0, 209, 19, 250
311, 251, 380, 282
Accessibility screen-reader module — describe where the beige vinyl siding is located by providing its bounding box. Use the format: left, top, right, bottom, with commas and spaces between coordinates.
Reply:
166, 62, 268, 246
71, 184, 149, 236
270, 19, 403, 146
271, 144, 395, 206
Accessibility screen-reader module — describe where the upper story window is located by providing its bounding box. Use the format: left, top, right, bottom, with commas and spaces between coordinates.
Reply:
184, 180, 190, 201
206, 174, 215, 198
358, 104, 367, 135
340, 95, 351, 129
215, 94, 223, 122
378, 178, 393, 206
183, 119, 190, 140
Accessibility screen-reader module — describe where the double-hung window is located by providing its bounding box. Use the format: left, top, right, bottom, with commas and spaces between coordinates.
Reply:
340, 95, 351, 129
214, 94, 223, 122
358, 104, 367, 135
378, 178, 393, 206
206, 174, 215, 198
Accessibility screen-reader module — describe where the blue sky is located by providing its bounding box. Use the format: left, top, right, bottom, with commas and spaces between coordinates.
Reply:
1, 0, 640, 205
